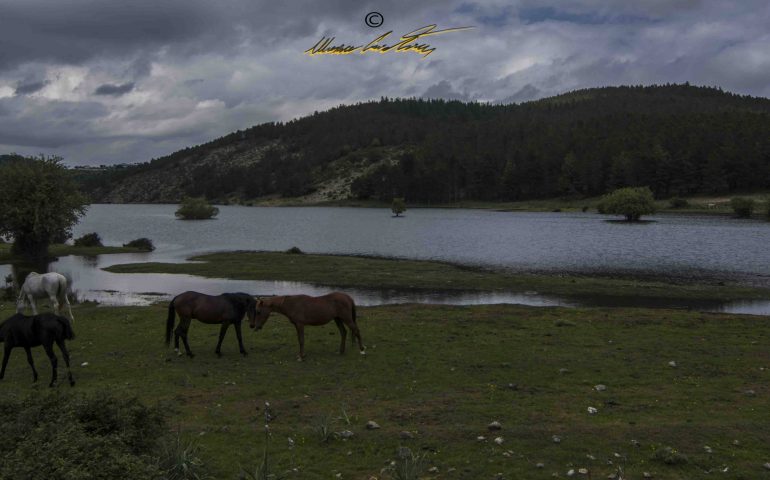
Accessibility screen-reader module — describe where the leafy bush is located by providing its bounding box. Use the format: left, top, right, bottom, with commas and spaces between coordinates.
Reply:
123, 237, 155, 251
597, 186, 656, 221
285, 246, 304, 254
175, 197, 219, 220
730, 197, 754, 218
391, 197, 406, 217
73, 232, 103, 247
668, 197, 689, 209
0, 391, 184, 479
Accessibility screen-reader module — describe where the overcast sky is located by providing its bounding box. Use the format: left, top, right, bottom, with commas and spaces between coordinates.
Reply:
1, 0, 768, 166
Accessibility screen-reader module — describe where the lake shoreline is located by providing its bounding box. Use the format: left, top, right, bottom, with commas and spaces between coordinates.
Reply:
104, 250, 770, 302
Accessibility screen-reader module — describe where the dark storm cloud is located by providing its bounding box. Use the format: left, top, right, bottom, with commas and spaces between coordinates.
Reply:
0, 0, 768, 166
94, 82, 134, 96
14, 79, 48, 95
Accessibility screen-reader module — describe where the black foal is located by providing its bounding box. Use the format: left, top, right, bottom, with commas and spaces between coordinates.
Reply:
0, 313, 76, 387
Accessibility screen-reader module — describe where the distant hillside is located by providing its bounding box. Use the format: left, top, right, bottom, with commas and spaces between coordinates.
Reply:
80, 84, 770, 204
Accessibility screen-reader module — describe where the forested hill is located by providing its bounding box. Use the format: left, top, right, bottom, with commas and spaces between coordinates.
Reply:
81, 84, 770, 204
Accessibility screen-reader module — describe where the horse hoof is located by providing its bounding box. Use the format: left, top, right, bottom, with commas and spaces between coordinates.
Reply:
240, 351, 248, 357
70, 380, 76, 387
216, 352, 222, 358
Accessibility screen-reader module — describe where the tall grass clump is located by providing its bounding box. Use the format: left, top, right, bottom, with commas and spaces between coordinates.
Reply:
387, 447, 427, 480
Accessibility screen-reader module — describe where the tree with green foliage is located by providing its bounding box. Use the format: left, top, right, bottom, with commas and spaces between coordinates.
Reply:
0, 155, 88, 258
597, 186, 657, 221
730, 197, 754, 218
391, 197, 406, 217
175, 197, 219, 220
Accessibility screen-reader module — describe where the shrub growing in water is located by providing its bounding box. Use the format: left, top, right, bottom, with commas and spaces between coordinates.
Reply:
73, 232, 103, 247
597, 186, 656, 221
175, 197, 219, 220
123, 237, 155, 251
730, 197, 754, 218
391, 197, 406, 217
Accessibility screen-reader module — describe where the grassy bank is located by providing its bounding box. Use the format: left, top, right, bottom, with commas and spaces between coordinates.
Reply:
0, 302, 767, 479
242, 192, 770, 217
104, 251, 770, 301
0, 242, 145, 265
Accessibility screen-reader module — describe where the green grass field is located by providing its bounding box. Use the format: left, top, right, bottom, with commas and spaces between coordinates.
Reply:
105, 251, 770, 302
0, 302, 768, 479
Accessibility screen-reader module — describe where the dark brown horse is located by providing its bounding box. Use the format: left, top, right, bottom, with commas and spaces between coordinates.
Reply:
252, 292, 364, 360
166, 291, 256, 358
0, 312, 75, 387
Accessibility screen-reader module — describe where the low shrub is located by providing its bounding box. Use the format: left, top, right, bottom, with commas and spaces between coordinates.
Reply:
730, 197, 754, 218
285, 246, 304, 254
73, 232, 103, 247
123, 238, 155, 251
651, 445, 688, 465
668, 197, 689, 209
175, 197, 219, 220
0, 391, 208, 480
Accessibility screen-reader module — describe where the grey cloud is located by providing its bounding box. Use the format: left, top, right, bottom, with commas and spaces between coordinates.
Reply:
500, 84, 542, 104
14, 79, 48, 95
422, 80, 470, 101
94, 82, 135, 96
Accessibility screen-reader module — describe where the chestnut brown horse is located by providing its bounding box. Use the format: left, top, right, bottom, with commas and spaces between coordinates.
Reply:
165, 291, 256, 358
252, 292, 364, 360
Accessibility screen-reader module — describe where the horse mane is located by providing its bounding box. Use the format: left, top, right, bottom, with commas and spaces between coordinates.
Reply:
222, 292, 256, 316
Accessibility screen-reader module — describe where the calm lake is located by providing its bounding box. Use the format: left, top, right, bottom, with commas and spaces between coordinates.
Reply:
3, 204, 770, 314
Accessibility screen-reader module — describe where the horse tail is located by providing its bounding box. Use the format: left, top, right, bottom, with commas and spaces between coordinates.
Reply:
57, 315, 75, 340
351, 301, 357, 345
57, 275, 68, 303
165, 298, 177, 346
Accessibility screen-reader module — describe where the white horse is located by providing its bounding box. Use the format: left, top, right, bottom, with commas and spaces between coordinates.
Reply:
17, 272, 75, 322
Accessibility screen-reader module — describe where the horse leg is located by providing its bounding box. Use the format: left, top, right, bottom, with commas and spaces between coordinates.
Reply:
215, 323, 230, 357
342, 317, 365, 354
334, 318, 347, 354
178, 318, 194, 358
0, 346, 12, 379
294, 323, 306, 361
50, 294, 60, 315
24, 346, 38, 383
234, 321, 247, 356
28, 295, 38, 315
62, 293, 75, 322
56, 339, 75, 387
43, 343, 58, 387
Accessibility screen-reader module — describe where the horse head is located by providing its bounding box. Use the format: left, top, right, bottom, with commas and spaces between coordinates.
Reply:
251, 298, 272, 330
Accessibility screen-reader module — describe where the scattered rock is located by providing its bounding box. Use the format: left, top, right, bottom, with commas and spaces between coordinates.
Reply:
338, 430, 354, 439
428, 467, 439, 473
488, 421, 502, 431
704, 445, 713, 453
552, 435, 562, 443
586, 454, 596, 460
594, 384, 607, 392
607, 474, 617, 479
507, 383, 519, 390
366, 421, 380, 430
578, 468, 588, 474
536, 463, 545, 469
587, 406, 598, 414
631, 439, 640, 447
668, 361, 677, 367
477, 435, 486, 442
732, 440, 740, 446
763, 462, 770, 471
494, 436, 504, 445
567, 469, 575, 477
80, 362, 89, 367
400, 431, 414, 440
287, 437, 294, 448
559, 368, 571, 375
744, 389, 756, 396
643, 472, 653, 478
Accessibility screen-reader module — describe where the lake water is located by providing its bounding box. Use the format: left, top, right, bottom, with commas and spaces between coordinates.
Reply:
2, 204, 770, 314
